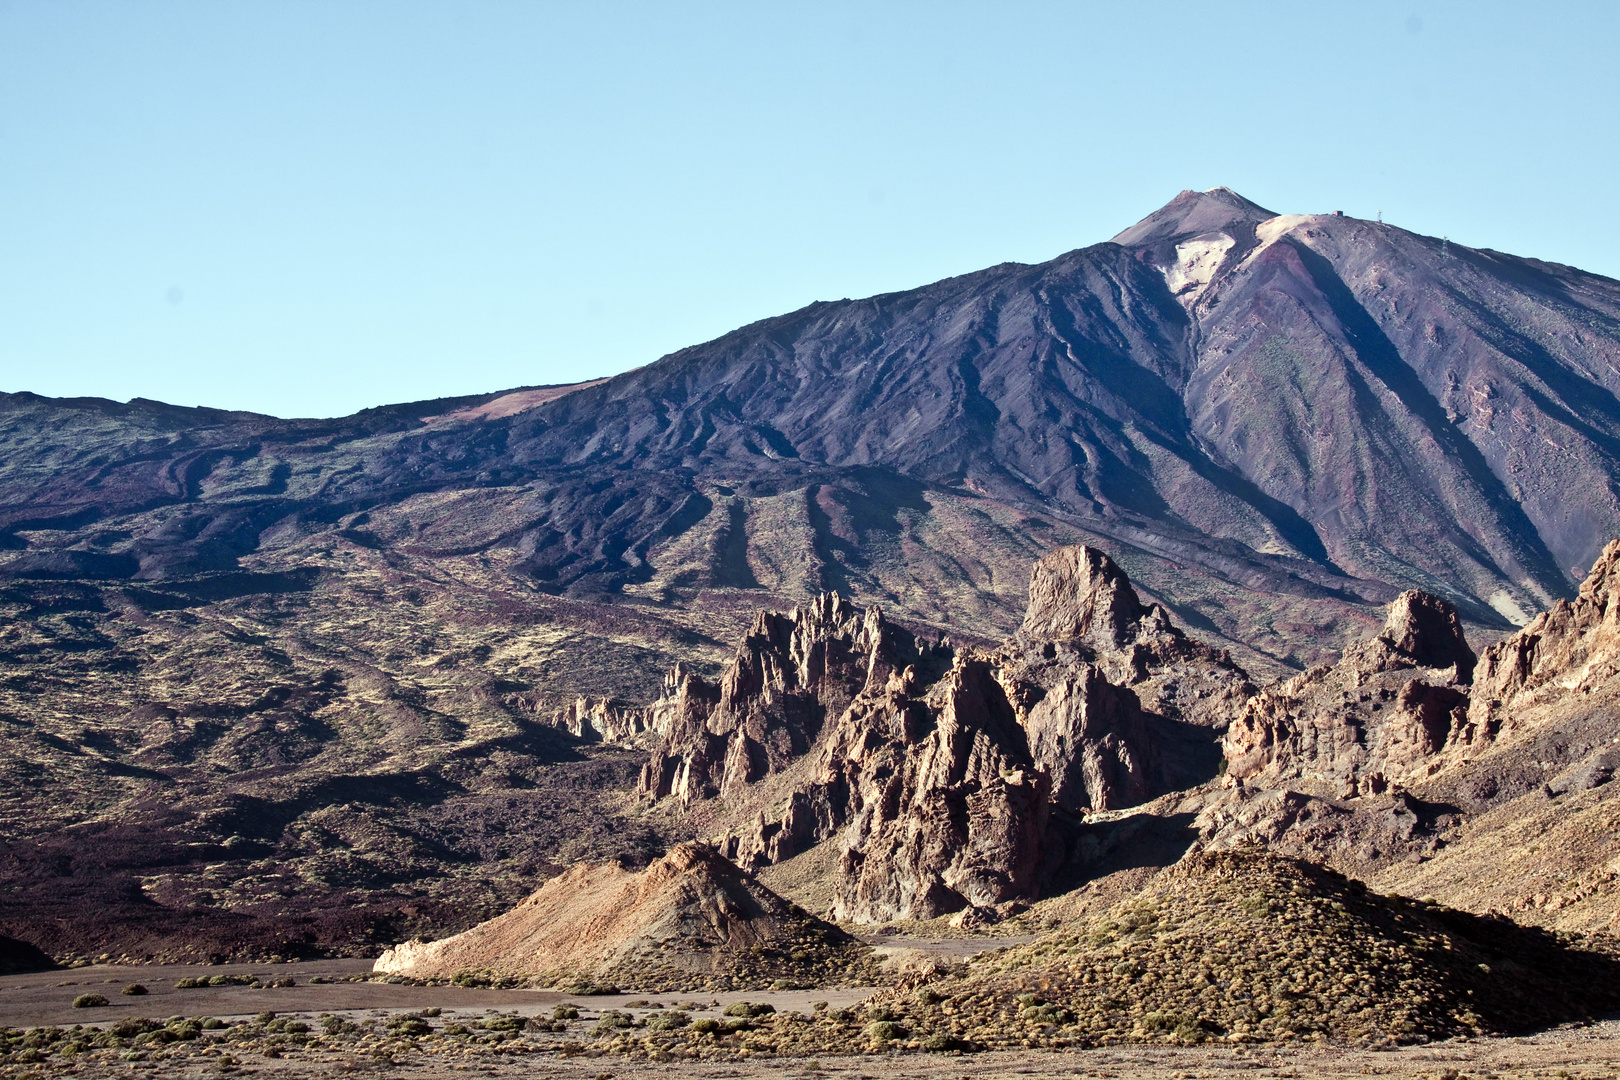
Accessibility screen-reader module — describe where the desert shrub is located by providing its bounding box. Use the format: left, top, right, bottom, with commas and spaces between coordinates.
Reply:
646, 1011, 690, 1031
178, 974, 254, 988
552, 1006, 580, 1021
121, 984, 148, 996
72, 994, 109, 1008
1239, 892, 1272, 917
110, 1018, 160, 1038
320, 1016, 355, 1035
592, 1010, 636, 1034
866, 1020, 907, 1042
1140, 1010, 1194, 1034
388, 1018, 432, 1037
690, 1018, 721, 1034
921, 1032, 963, 1052
480, 1015, 523, 1032
1021, 1002, 1073, 1024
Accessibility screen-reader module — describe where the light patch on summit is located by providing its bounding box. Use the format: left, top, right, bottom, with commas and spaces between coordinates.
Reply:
1234, 214, 1311, 272
1162, 233, 1235, 307
1254, 214, 1310, 247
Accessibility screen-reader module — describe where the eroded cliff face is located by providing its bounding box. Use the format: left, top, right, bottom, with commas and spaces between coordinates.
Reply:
1457, 540, 1620, 754
1221, 590, 1477, 798
637, 545, 1251, 923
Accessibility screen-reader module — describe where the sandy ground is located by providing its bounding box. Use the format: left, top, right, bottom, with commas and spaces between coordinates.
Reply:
6, 960, 1620, 1078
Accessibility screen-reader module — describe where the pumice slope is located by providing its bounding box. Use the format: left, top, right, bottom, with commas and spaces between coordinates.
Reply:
373, 842, 872, 992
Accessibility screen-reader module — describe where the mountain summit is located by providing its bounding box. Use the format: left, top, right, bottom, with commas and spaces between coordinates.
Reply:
1109, 185, 1278, 247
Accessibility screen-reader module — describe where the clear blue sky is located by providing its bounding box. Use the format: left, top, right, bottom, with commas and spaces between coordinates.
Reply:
3, 1, 1617, 418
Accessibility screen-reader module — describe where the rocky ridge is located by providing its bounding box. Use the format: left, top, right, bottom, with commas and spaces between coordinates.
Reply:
1221, 589, 1477, 798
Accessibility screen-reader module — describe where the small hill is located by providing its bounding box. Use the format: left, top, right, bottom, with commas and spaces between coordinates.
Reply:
854, 849, 1620, 1048
373, 843, 871, 992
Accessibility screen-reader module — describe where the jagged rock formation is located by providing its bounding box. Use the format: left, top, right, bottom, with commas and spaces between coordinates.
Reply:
640, 545, 1251, 923
372, 842, 867, 991
546, 695, 654, 743
1221, 589, 1476, 797
1457, 539, 1620, 752
637, 595, 947, 803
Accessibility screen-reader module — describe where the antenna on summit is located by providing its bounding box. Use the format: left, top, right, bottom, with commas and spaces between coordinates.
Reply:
1376, 210, 1383, 225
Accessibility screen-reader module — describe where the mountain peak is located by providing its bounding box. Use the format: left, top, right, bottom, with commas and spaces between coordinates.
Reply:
1111, 186, 1278, 248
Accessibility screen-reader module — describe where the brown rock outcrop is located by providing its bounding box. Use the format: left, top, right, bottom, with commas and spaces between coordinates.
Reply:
372, 842, 864, 990
1019, 545, 1151, 650
1221, 589, 1475, 797
654, 545, 1252, 922
1457, 539, 1620, 753
1015, 546, 1254, 733
825, 655, 1052, 922
546, 695, 654, 743
638, 594, 942, 804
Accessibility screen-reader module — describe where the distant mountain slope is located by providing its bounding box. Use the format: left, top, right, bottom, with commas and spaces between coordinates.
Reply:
504, 187, 1620, 627
8, 188, 1620, 645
